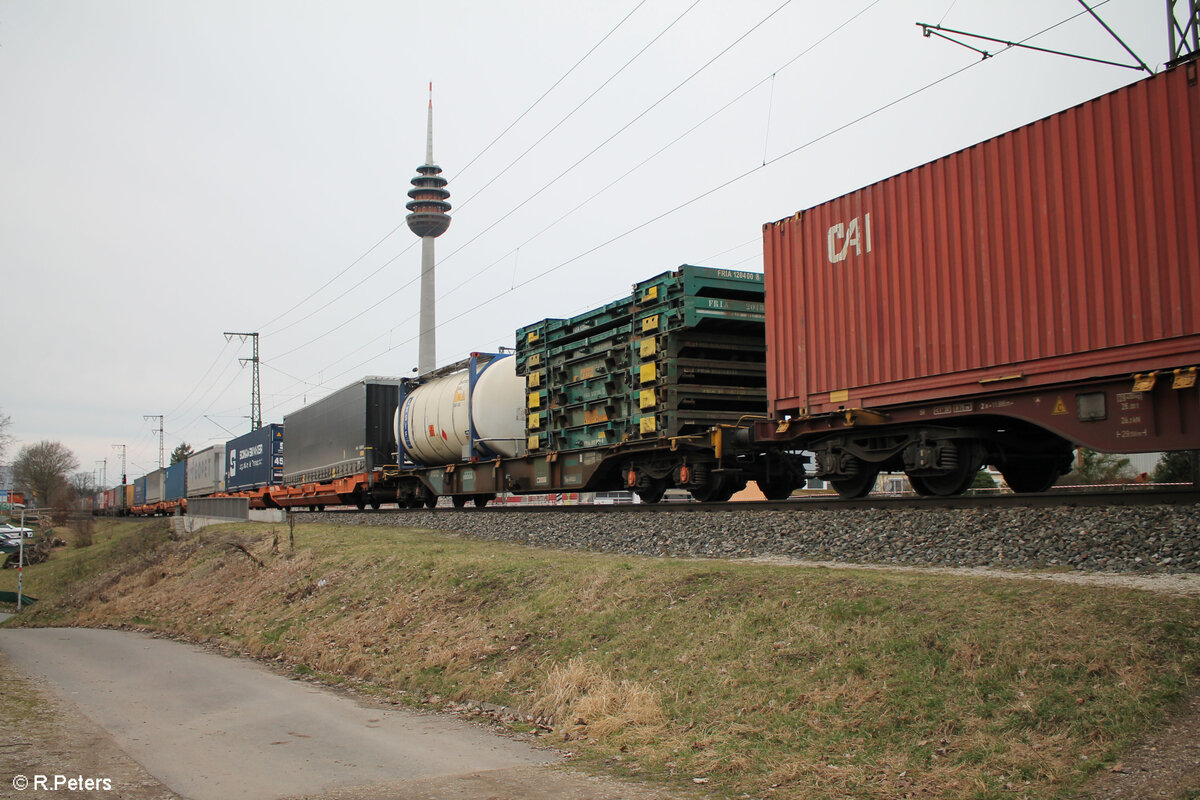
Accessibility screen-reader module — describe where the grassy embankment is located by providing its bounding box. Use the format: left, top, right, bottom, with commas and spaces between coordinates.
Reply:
2, 517, 1198, 800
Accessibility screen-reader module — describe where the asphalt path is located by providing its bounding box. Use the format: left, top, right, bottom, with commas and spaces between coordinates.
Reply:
0, 628, 675, 800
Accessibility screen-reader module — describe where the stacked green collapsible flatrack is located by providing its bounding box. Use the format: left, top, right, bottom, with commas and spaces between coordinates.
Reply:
516, 265, 767, 453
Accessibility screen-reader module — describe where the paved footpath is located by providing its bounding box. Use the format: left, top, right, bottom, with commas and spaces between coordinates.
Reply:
0, 628, 679, 800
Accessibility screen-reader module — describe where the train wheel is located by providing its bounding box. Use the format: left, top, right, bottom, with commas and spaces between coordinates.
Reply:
635, 480, 667, 504
452, 495, 469, 509
758, 479, 796, 501
370, 500, 381, 510
690, 477, 737, 503
830, 469, 879, 499
999, 455, 1069, 493
423, 495, 438, 508
908, 443, 982, 497
906, 476, 936, 497
473, 494, 493, 508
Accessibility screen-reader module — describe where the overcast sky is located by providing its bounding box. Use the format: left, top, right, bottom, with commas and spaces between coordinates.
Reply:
0, 0, 1167, 485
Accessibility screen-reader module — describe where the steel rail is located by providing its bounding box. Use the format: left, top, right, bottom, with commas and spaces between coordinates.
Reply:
311, 487, 1199, 516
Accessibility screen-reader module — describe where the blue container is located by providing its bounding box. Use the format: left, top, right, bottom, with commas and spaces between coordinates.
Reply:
225, 424, 284, 492
164, 462, 187, 502
134, 476, 147, 506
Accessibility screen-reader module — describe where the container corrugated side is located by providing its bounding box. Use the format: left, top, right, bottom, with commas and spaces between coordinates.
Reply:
164, 462, 187, 502
765, 62, 1200, 417
225, 424, 284, 492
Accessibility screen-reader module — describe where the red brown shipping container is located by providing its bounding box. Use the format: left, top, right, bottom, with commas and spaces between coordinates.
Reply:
764, 61, 1200, 425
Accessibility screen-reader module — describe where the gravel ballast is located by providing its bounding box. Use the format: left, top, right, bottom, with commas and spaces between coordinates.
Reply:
310, 503, 1200, 574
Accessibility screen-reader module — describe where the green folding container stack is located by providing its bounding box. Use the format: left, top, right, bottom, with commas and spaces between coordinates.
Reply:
515, 265, 767, 453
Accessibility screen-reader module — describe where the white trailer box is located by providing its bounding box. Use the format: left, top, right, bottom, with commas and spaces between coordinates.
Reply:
187, 445, 227, 497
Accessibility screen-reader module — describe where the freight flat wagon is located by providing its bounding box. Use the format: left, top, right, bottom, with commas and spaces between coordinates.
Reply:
759, 59, 1200, 496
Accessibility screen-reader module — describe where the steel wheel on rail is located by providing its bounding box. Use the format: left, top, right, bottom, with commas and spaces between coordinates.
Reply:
473, 494, 494, 508
634, 475, 668, 504
452, 495, 469, 509
999, 453, 1072, 493
829, 469, 879, 499
758, 479, 797, 501
907, 442, 983, 497
689, 476, 740, 503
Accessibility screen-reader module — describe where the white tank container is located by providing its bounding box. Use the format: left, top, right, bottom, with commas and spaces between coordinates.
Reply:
396, 355, 525, 465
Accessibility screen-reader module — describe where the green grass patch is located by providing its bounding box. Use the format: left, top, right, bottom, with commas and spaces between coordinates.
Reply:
3, 519, 1198, 800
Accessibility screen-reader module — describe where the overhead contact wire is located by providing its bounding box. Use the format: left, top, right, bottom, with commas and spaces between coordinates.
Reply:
439, 0, 882, 301
453, 0, 649, 183
265, 0, 884, 403
252, 3, 646, 339
318, 5, 1098, 388
263, 1, 1091, 410
259, 3, 673, 367
434, 0, 792, 273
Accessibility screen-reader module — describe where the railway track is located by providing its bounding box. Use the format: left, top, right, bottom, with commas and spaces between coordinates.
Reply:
302, 486, 1198, 576
310, 487, 1199, 516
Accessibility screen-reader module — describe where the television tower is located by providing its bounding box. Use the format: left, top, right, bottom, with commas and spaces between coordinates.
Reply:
406, 83, 452, 376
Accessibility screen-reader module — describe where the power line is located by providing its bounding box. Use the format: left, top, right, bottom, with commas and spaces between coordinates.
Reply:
453, 0, 649, 182
259, 2, 1111, 417
162, 337, 236, 419
259, 225, 412, 335
258, 0, 892, 406
433, 0, 795, 278
277, 13, 1071, 398
437, 0, 881, 302
254, 2, 648, 339
262, 0, 778, 369
264, 1, 703, 364
450, 0, 702, 218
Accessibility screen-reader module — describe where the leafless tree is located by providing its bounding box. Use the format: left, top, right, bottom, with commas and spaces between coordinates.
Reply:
12, 440, 79, 507
69, 470, 97, 498
0, 408, 12, 462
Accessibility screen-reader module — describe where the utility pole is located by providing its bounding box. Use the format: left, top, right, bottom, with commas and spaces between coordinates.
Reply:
112, 444, 127, 485
1168, 0, 1200, 67
144, 415, 164, 468
224, 332, 261, 431
95, 459, 106, 490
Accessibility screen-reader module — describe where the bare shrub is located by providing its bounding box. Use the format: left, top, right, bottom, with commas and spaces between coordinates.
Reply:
74, 518, 95, 548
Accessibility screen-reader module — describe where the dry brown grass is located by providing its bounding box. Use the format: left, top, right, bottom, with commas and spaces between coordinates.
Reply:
535, 656, 665, 739
5, 520, 1199, 800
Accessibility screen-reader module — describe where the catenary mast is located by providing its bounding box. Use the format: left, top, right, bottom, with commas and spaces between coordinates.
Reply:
406, 83, 452, 376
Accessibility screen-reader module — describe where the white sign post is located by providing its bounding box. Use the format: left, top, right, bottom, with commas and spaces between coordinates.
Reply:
15, 504, 26, 612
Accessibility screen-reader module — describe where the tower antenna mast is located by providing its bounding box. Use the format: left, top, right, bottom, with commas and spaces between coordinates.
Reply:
406, 82, 452, 376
